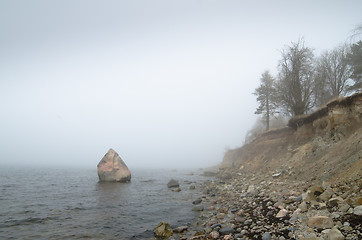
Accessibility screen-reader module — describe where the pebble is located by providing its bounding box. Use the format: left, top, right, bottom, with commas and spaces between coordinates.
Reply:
210, 223, 222, 229
328, 227, 345, 240
353, 205, 362, 216
192, 205, 204, 211
219, 227, 235, 235
307, 216, 334, 229
192, 198, 202, 205
174, 226, 188, 233
276, 209, 288, 218
261, 232, 271, 240
208, 230, 219, 239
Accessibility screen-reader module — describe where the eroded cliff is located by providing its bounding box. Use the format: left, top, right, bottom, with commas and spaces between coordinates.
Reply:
220, 92, 362, 185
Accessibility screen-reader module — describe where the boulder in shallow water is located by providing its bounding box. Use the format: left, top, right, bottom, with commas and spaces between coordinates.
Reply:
97, 149, 131, 182
167, 179, 179, 188
154, 221, 173, 238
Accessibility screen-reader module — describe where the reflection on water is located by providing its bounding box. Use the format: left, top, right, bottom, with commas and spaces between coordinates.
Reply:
0, 166, 208, 239
95, 181, 131, 206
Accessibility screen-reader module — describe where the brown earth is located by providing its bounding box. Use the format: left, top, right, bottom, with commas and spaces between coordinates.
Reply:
219, 92, 362, 188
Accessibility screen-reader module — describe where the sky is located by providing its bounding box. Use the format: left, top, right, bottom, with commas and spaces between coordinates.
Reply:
1, 0, 361, 169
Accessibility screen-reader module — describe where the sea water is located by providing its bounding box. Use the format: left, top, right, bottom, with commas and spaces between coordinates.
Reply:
0, 166, 210, 239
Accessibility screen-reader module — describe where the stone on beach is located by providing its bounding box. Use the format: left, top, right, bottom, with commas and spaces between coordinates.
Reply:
167, 179, 180, 188
262, 232, 272, 240
307, 216, 334, 229
208, 231, 220, 239
171, 187, 181, 192
219, 227, 235, 235
327, 227, 345, 240
353, 205, 362, 216
192, 198, 202, 205
276, 209, 288, 218
97, 149, 131, 182
192, 205, 204, 211
173, 225, 188, 233
154, 221, 173, 238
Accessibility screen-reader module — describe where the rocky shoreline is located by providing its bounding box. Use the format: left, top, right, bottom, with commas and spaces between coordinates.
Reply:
150, 93, 361, 240
152, 170, 361, 240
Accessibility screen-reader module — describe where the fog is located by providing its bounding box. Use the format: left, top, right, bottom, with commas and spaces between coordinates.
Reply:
1, 0, 361, 169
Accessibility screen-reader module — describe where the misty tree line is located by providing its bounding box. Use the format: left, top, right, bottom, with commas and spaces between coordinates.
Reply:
253, 38, 362, 131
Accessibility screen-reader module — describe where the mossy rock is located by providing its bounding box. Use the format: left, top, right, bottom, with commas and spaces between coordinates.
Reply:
154, 221, 173, 238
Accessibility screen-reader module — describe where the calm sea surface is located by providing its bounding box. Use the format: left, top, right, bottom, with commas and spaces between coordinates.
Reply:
0, 166, 210, 240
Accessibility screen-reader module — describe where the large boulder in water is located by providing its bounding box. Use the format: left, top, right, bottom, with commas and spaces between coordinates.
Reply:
97, 149, 131, 182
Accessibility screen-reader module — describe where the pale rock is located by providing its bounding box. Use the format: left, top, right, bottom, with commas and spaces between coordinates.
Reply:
208, 231, 219, 239
327, 227, 344, 240
307, 216, 334, 229
305, 191, 316, 202
290, 208, 301, 224
319, 202, 327, 210
353, 205, 362, 215
272, 172, 282, 178
173, 226, 188, 233
223, 234, 233, 240
276, 209, 288, 218
97, 149, 131, 182
299, 201, 309, 212
338, 203, 350, 212
331, 213, 340, 219
342, 226, 352, 231
319, 188, 333, 202
247, 184, 255, 192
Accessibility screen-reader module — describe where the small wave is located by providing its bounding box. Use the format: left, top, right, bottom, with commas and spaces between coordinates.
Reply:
65, 206, 87, 211
0, 216, 54, 228
18, 210, 36, 214
130, 229, 154, 239
140, 179, 156, 183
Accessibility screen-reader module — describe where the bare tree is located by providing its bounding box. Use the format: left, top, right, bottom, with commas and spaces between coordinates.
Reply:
277, 39, 315, 116
316, 44, 352, 98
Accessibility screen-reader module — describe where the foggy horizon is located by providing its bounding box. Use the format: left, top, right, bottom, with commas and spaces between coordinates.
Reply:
1, 0, 361, 169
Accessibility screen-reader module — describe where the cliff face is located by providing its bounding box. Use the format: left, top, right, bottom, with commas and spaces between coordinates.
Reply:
221, 92, 362, 185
